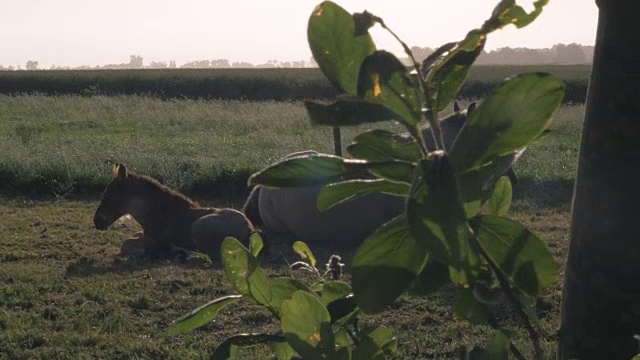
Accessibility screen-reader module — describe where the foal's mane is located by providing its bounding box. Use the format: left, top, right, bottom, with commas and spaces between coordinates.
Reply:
128, 172, 199, 208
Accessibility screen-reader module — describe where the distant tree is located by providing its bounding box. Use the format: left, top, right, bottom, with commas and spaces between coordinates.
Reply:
181, 60, 211, 68
553, 43, 588, 64
232, 61, 254, 68
291, 60, 306, 68
128, 55, 143, 68
148, 61, 168, 69
308, 56, 317, 67
25, 60, 38, 70
211, 59, 231, 68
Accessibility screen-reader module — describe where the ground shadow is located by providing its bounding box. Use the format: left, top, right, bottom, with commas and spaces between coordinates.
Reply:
64, 253, 213, 278
512, 176, 575, 210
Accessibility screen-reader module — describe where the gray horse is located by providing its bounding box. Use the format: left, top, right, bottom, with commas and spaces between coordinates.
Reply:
243, 103, 513, 247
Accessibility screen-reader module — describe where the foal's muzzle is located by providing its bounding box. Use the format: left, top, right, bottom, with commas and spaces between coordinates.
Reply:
94, 213, 112, 230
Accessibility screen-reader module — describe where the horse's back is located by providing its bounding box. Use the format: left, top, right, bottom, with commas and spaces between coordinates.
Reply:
257, 185, 403, 247
191, 207, 255, 262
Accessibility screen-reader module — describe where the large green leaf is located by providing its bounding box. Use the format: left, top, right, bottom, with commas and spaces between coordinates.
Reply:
334, 329, 353, 360
471, 215, 557, 297
212, 333, 288, 360
221, 238, 273, 308
365, 160, 416, 185
484, 176, 512, 216
348, 129, 421, 162
406, 156, 470, 268
422, 42, 484, 112
269, 278, 313, 315
352, 215, 428, 313
320, 281, 352, 305
308, 1, 375, 95
353, 326, 398, 360
454, 288, 492, 324
358, 50, 423, 127
317, 179, 408, 212
410, 260, 450, 295
304, 97, 398, 126
168, 295, 242, 335
449, 73, 564, 172
248, 153, 367, 187
457, 151, 521, 218
326, 295, 359, 326
272, 341, 297, 360
281, 291, 336, 359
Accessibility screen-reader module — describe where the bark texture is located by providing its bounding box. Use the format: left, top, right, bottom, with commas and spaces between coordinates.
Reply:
558, 0, 640, 358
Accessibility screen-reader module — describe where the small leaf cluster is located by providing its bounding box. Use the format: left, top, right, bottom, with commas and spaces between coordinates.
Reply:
169, 235, 397, 359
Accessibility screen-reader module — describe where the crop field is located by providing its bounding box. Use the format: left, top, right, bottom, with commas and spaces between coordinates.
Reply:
0, 65, 590, 103
0, 90, 584, 358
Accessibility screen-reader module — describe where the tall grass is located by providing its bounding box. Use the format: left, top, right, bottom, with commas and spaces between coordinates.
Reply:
0, 94, 582, 202
0, 95, 401, 198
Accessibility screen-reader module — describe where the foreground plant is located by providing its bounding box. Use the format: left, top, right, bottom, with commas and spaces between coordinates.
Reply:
171, 0, 563, 358
169, 235, 396, 359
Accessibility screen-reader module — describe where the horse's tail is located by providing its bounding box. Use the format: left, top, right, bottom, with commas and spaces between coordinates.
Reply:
242, 185, 263, 228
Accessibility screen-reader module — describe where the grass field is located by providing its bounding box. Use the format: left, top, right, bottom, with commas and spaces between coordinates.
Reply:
0, 91, 583, 358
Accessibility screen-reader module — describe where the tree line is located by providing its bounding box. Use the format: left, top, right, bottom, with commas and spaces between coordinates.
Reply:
0, 43, 592, 71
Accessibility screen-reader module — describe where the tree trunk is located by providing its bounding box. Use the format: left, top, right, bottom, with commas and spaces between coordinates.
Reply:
558, 0, 640, 358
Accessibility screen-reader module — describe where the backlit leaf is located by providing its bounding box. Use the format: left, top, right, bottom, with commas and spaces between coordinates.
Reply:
281, 291, 336, 359
168, 295, 242, 335
249, 152, 368, 187
352, 215, 428, 313
249, 232, 263, 258
353, 326, 398, 360
471, 215, 557, 297
449, 73, 564, 172
221, 237, 273, 308
484, 176, 512, 216
269, 278, 314, 315
348, 129, 421, 162
358, 50, 423, 127
317, 179, 409, 212
308, 1, 375, 95
406, 156, 470, 268
293, 241, 317, 268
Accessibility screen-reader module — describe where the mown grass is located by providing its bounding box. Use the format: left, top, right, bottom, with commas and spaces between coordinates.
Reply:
0, 200, 570, 359
0, 94, 583, 358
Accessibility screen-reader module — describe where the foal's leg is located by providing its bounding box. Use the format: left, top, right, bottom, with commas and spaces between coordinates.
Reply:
119, 231, 145, 257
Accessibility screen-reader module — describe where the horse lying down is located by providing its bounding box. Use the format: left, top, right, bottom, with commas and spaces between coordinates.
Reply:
94, 163, 255, 262
243, 103, 517, 248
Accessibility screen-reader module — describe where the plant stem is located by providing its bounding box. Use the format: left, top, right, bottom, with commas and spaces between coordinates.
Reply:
376, 17, 446, 153
473, 237, 544, 360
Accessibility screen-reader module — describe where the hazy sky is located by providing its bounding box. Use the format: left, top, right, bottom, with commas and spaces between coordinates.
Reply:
1, 0, 598, 68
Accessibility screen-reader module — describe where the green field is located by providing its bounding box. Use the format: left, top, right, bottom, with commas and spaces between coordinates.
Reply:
0, 88, 583, 358
0, 65, 590, 103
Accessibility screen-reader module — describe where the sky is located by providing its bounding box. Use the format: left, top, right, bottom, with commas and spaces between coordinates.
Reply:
1, 0, 599, 68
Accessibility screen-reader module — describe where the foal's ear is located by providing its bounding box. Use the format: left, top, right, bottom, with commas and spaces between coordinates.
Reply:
112, 163, 128, 180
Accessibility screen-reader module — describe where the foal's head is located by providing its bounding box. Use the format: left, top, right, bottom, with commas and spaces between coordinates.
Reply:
94, 163, 137, 230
